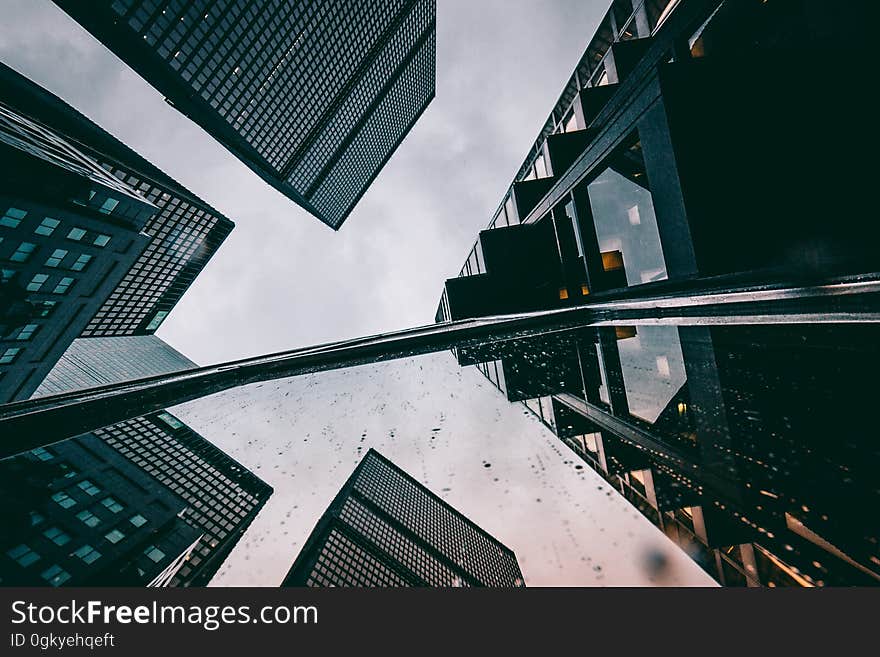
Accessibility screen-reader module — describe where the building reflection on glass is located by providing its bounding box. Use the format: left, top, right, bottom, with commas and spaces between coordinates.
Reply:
461, 323, 880, 586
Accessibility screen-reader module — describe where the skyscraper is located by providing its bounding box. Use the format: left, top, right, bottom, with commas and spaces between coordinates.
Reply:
53, 0, 437, 229
0, 433, 202, 587
283, 449, 524, 587
436, 0, 879, 586
34, 334, 196, 397
0, 62, 233, 402
18, 335, 273, 588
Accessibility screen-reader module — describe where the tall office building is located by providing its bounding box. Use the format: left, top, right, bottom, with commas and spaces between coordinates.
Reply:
19, 335, 273, 588
54, 0, 437, 229
0, 62, 233, 403
437, 0, 878, 586
0, 434, 202, 587
34, 334, 196, 397
93, 411, 273, 586
283, 449, 524, 587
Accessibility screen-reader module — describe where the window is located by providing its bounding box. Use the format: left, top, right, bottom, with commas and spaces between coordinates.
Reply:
587, 137, 667, 287
105, 529, 125, 544
53, 277, 74, 295
34, 217, 60, 236
41, 564, 71, 587
77, 480, 101, 496
99, 198, 119, 214
42, 526, 72, 546
0, 348, 21, 364
145, 310, 169, 331
26, 273, 49, 292
66, 227, 87, 241
73, 544, 101, 564
51, 491, 76, 509
34, 301, 57, 317
6, 544, 40, 567
76, 509, 101, 528
93, 234, 111, 247
129, 514, 148, 528
14, 324, 39, 341
144, 545, 166, 563
9, 242, 36, 263
45, 249, 68, 267
70, 254, 92, 271
1, 207, 27, 228
30, 447, 53, 461
101, 497, 124, 513
157, 412, 184, 429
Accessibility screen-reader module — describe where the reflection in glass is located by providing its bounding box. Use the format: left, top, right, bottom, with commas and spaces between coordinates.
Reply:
616, 326, 686, 424
588, 138, 667, 287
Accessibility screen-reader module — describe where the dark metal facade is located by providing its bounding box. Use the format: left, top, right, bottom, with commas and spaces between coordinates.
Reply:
437, 0, 879, 586
0, 434, 201, 586
53, 0, 437, 229
94, 412, 273, 586
283, 449, 524, 587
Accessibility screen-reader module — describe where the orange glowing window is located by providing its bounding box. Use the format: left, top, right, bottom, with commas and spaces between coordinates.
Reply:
601, 250, 624, 271
580, 284, 589, 295
558, 288, 569, 300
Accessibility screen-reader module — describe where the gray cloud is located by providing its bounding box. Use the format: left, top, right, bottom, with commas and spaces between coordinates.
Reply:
1, 0, 605, 362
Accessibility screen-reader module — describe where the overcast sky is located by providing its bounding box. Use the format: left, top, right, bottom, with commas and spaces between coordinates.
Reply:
0, 0, 607, 364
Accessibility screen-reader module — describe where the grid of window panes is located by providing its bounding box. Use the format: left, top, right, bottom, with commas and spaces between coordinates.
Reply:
33, 335, 196, 396
352, 451, 524, 587
304, 527, 410, 587
1, 200, 134, 394
94, 413, 272, 586
106, 0, 416, 171
82, 168, 231, 336
308, 32, 435, 228
285, 0, 434, 193
337, 496, 471, 587
0, 437, 195, 587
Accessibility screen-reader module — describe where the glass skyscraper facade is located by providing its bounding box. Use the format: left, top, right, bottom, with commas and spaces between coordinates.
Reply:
436, 0, 878, 586
54, 0, 437, 229
283, 449, 525, 587
0, 433, 202, 587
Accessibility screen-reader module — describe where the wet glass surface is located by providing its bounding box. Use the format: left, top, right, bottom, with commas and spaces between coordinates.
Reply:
2, 318, 879, 587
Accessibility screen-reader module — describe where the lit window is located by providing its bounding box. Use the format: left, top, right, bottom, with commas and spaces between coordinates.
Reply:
53, 277, 74, 294
30, 447, 53, 461
45, 249, 68, 267
1, 207, 27, 227
105, 529, 126, 544
2, 347, 23, 365
144, 546, 166, 563
9, 242, 36, 263
129, 514, 148, 528
66, 227, 87, 241
34, 217, 60, 236
51, 491, 76, 509
77, 480, 101, 496
157, 412, 184, 429
76, 510, 101, 528
26, 273, 49, 292
101, 497, 124, 513
42, 526, 71, 546
40, 564, 71, 587
34, 301, 56, 317
73, 544, 101, 564
145, 310, 169, 331
15, 324, 39, 341
99, 198, 119, 214
93, 234, 111, 247
6, 544, 40, 567
70, 254, 92, 271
